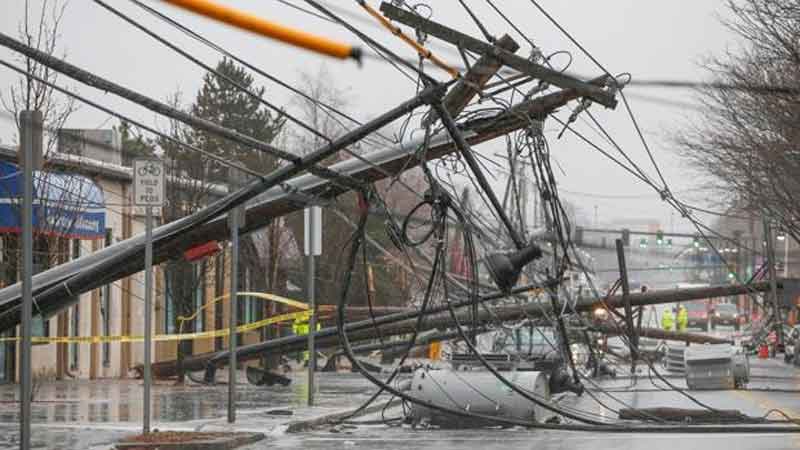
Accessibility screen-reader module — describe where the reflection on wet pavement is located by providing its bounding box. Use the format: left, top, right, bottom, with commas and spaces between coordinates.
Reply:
1, 359, 800, 449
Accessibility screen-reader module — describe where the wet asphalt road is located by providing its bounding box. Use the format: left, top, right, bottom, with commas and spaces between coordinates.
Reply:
254, 356, 800, 450
1, 331, 800, 449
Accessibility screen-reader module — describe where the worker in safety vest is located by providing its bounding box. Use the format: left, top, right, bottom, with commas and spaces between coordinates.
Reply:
677, 304, 688, 332
292, 315, 320, 364
661, 308, 675, 331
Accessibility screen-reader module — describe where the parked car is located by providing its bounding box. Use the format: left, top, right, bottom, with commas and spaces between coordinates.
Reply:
495, 326, 559, 361
711, 303, 743, 331
684, 301, 710, 330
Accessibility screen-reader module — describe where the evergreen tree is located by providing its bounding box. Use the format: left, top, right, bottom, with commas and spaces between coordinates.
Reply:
157, 59, 286, 379
184, 57, 285, 183
115, 120, 155, 165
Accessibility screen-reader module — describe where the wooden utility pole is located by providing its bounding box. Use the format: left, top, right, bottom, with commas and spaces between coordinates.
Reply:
763, 218, 784, 347
616, 239, 638, 373
148, 280, 777, 378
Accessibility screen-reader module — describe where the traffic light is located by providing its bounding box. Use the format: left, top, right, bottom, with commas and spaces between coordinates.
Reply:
666, 238, 673, 248
656, 229, 664, 246
693, 236, 700, 248
639, 237, 648, 248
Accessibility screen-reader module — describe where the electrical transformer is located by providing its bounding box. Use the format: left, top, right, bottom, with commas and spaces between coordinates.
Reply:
405, 368, 552, 428
684, 344, 749, 390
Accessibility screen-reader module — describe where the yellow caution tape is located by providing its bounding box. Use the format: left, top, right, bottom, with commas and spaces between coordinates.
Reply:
176, 291, 309, 330
0, 292, 312, 345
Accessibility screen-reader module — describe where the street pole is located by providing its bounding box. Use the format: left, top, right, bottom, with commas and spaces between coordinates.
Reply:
784, 235, 789, 278
304, 206, 321, 406
133, 158, 163, 435
19, 110, 41, 450
615, 239, 637, 373
143, 205, 153, 434
228, 207, 240, 423
763, 219, 784, 348
306, 249, 316, 406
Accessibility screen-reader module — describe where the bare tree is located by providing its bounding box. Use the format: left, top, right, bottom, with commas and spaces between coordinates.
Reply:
675, 0, 800, 241
0, 0, 77, 156
285, 66, 416, 309
156, 91, 222, 384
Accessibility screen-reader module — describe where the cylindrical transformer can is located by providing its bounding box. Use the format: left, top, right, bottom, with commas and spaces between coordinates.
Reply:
405, 368, 551, 428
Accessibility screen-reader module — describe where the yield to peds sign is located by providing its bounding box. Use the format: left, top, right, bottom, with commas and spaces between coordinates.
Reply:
133, 159, 165, 206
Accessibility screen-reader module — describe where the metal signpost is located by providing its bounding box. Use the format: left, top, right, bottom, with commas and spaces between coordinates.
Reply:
228, 206, 244, 423
304, 206, 322, 406
19, 110, 41, 450
133, 158, 164, 434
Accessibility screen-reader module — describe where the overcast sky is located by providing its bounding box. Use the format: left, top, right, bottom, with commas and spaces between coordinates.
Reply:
0, 0, 739, 234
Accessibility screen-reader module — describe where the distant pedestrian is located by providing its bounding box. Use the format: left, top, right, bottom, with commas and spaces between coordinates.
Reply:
677, 304, 688, 332
662, 308, 675, 331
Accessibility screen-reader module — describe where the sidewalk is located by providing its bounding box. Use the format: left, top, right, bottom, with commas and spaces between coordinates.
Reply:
0, 371, 379, 449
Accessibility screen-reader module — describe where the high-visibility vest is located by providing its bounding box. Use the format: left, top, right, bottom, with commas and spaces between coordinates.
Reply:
677, 307, 688, 330
293, 320, 310, 336
292, 318, 319, 336
661, 310, 675, 331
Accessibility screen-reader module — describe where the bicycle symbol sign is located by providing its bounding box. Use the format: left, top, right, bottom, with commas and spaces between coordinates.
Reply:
133, 159, 165, 206
137, 161, 162, 177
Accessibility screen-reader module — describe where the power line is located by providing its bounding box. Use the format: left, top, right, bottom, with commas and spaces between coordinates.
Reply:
0, 58, 263, 179
94, 0, 331, 144
303, 0, 437, 84
0, 29, 365, 191
129, 0, 397, 148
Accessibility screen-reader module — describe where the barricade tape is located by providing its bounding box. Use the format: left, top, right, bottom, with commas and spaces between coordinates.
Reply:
0, 308, 311, 344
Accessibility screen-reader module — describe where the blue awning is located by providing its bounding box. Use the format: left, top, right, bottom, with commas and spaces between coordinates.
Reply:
0, 161, 106, 239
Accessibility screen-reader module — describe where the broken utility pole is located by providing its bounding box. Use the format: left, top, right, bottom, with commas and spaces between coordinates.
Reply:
0, 75, 602, 332
147, 281, 775, 378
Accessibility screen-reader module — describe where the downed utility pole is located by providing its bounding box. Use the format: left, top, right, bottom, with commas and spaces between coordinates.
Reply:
0, 77, 602, 332
0, 79, 446, 330
148, 281, 775, 378
591, 322, 732, 345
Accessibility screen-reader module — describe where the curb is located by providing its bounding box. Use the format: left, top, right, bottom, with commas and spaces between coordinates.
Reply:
285, 400, 401, 433
115, 432, 265, 449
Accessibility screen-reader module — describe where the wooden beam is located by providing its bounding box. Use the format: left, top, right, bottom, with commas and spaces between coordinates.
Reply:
380, 2, 617, 108
423, 33, 519, 127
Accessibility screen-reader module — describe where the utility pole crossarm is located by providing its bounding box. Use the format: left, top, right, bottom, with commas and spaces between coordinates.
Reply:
424, 33, 520, 127
379, 2, 617, 109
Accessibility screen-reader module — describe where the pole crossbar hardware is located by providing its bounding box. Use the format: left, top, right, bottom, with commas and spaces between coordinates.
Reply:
423, 33, 519, 126
149, 281, 776, 378
379, 2, 618, 109
162, 0, 360, 61
358, 0, 458, 79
